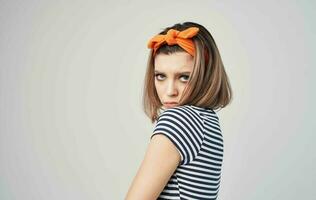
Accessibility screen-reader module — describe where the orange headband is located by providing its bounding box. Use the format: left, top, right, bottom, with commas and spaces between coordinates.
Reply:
147, 27, 199, 57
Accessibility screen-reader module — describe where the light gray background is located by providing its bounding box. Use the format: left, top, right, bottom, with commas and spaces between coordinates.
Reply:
0, 0, 315, 199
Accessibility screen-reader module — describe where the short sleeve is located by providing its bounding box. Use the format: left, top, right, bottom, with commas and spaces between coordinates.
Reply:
150, 106, 204, 165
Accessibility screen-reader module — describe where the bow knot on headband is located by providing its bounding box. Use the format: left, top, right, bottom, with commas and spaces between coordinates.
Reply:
147, 27, 199, 57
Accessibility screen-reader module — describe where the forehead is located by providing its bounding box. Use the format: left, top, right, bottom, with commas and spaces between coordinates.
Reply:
154, 52, 194, 72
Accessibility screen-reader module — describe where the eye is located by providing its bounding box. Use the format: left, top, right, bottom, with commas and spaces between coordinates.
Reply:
155, 73, 165, 81
180, 75, 190, 82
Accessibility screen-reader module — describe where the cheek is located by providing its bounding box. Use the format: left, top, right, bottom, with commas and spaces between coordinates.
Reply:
178, 84, 187, 93
154, 81, 162, 96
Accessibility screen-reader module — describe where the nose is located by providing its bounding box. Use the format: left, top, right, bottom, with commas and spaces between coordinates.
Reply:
166, 80, 178, 96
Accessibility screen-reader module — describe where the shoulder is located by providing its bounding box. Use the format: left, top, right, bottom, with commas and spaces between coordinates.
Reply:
152, 105, 205, 165
155, 105, 205, 131
156, 105, 202, 123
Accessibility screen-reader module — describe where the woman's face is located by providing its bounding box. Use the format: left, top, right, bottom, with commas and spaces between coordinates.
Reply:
154, 51, 194, 109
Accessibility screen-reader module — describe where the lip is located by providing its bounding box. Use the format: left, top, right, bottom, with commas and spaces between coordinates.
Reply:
163, 102, 178, 108
164, 101, 178, 104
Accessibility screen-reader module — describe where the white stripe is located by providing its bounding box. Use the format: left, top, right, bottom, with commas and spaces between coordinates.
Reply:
204, 140, 224, 151
177, 176, 220, 189
177, 173, 221, 184
181, 165, 222, 176
177, 168, 221, 179
199, 151, 223, 160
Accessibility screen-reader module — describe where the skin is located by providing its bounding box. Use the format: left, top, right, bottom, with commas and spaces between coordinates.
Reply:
154, 51, 194, 109
125, 52, 194, 200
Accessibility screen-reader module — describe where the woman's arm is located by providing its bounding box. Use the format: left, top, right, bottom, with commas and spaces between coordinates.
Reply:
125, 134, 181, 200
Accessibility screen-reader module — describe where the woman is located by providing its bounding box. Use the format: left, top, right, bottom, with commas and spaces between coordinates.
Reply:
125, 21, 232, 200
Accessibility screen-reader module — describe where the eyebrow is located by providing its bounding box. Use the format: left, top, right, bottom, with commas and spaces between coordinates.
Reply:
154, 70, 191, 75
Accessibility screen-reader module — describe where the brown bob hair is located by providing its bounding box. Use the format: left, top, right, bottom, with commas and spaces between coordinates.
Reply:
142, 21, 233, 123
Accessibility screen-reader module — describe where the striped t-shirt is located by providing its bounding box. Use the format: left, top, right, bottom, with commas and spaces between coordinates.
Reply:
150, 105, 224, 200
